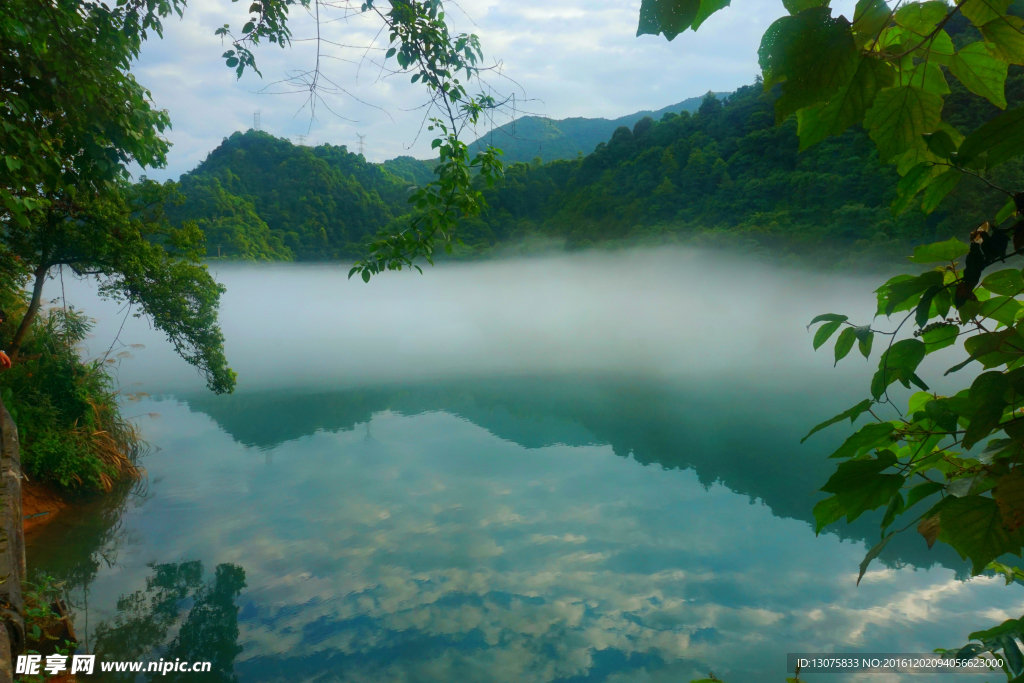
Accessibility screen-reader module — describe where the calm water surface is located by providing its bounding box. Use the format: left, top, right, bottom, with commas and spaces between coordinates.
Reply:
27, 250, 1023, 682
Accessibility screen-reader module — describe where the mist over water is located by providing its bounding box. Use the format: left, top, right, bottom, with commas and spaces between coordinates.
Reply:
33, 248, 1015, 683
62, 248, 881, 394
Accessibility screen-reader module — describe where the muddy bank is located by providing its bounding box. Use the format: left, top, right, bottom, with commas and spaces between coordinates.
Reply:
22, 481, 67, 538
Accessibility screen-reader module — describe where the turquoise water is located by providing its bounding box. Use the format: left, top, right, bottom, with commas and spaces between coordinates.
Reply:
26, 252, 1023, 682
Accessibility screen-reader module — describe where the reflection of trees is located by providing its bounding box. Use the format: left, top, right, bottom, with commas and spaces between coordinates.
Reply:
92, 561, 246, 682
181, 376, 967, 572
26, 479, 139, 597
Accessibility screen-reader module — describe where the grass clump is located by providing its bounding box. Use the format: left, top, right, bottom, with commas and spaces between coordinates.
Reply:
0, 298, 142, 492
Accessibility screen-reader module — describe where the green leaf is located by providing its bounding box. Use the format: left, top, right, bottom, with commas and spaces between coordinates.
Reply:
981, 15, 1024, 64
808, 313, 849, 326
692, 0, 732, 30
959, 105, 1024, 169
962, 371, 1010, 449
803, 398, 875, 443
834, 327, 857, 364
828, 421, 897, 459
924, 129, 958, 158
949, 42, 1009, 109
997, 197, 1017, 224
797, 55, 895, 149
813, 495, 845, 534
971, 617, 1024, 642
908, 237, 969, 263
916, 286, 942, 327
922, 323, 959, 352
900, 61, 949, 95
941, 495, 1020, 574
852, 0, 891, 47
814, 320, 843, 349
864, 85, 944, 163
758, 8, 859, 122
783, 0, 829, 12
637, 0, 701, 39
894, 2, 948, 33
981, 268, 1024, 295
881, 270, 944, 316
893, 162, 938, 214
822, 451, 904, 522
857, 326, 875, 358
881, 491, 905, 531
962, 0, 1012, 28
980, 295, 1022, 325
921, 169, 962, 213
906, 481, 945, 510
858, 532, 895, 584
871, 339, 928, 399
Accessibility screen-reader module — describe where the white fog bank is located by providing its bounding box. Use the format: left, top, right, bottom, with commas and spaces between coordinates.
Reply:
56, 248, 883, 394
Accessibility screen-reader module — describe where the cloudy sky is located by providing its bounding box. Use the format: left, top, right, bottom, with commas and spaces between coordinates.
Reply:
133, 0, 852, 179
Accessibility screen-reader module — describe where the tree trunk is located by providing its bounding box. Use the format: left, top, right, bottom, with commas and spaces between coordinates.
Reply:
7, 267, 47, 362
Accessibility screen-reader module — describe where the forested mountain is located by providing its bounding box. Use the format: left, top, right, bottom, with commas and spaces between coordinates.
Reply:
466, 93, 730, 164
168, 131, 412, 260
167, 11, 1024, 264
454, 70, 1024, 259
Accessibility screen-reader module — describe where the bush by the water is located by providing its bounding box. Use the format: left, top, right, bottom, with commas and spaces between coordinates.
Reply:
0, 300, 142, 492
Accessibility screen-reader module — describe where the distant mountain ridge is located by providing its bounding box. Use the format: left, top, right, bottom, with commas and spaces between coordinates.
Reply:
465, 93, 731, 165
379, 92, 731, 177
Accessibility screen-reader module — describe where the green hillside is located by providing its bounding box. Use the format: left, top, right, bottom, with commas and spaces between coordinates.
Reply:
168, 131, 410, 260
453, 73, 1024, 260
467, 93, 730, 165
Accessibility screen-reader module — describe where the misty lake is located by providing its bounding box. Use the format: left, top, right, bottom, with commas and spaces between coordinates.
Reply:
27, 249, 1022, 682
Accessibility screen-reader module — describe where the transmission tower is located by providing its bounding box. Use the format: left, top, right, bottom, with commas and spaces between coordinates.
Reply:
295, 134, 306, 146
356, 133, 366, 157
253, 110, 261, 132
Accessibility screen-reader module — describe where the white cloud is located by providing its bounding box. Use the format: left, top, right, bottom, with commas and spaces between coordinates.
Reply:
130, 0, 813, 179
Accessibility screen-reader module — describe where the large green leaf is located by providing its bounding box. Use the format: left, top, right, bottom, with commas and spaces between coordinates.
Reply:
899, 61, 950, 95
922, 323, 959, 353
637, 0, 701, 39
813, 495, 845, 534
802, 398, 874, 443
962, 371, 1011, 449
913, 29, 956, 64
894, 1, 948, 33
783, 0, 829, 13
852, 0, 891, 47
797, 55, 894, 149
941, 495, 1020, 574
878, 270, 944, 315
822, 452, 904, 522
864, 85, 943, 163
907, 237, 969, 263
692, 0, 732, 29
957, 105, 1024, 169
834, 327, 857, 364
858, 532, 895, 584
921, 169, 962, 213
871, 339, 928, 398
893, 162, 939, 214
759, 8, 860, 122
981, 15, 1024, 64
962, 0, 1012, 28
814, 320, 844, 349
828, 421, 897, 459
982, 268, 1024, 295
949, 42, 1008, 109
